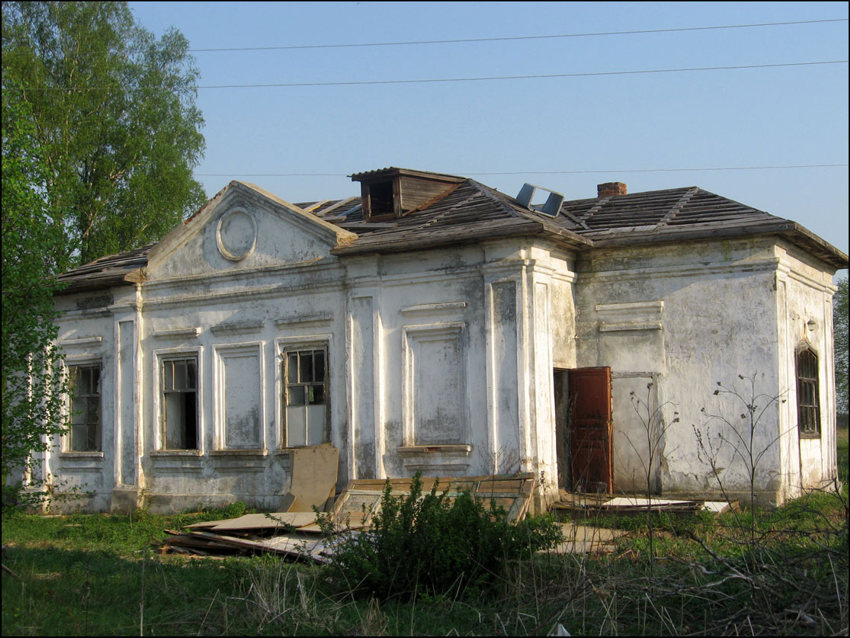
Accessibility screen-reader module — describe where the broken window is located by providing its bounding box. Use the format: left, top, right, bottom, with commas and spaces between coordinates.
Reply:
283, 347, 328, 447
68, 364, 101, 451
161, 357, 198, 449
796, 346, 820, 437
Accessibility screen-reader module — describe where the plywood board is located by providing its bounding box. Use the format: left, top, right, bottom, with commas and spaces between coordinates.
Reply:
288, 443, 339, 512
209, 512, 317, 531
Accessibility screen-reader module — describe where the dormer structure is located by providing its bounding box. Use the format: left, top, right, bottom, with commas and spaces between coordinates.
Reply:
350, 167, 463, 221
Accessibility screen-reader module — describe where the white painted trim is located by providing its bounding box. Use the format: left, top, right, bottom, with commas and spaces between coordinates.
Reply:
274, 313, 333, 328
576, 258, 780, 284
151, 327, 201, 339
397, 444, 471, 456
60, 336, 103, 348
140, 277, 347, 310
596, 301, 664, 313
599, 322, 664, 333
210, 321, 264, 336
400, 301, 467, 314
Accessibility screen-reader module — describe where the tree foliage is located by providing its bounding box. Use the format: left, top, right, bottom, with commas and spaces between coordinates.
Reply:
2, 0, 206, 267
835, 275, 848, 415
1, 81, 68, 494
2, 1, 206, 501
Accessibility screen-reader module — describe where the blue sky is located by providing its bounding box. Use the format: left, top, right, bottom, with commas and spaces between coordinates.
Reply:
127, 1, 849, 265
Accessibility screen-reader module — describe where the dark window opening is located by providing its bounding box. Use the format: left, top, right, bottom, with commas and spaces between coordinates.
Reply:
162, 358, 198, 449
369, 181, 395, 217
796, 347, 821, 437
68, 364, 101, 451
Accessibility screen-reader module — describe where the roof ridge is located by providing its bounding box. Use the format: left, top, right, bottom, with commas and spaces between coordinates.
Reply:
658, 186, 701, 227
577, 197, 610, 227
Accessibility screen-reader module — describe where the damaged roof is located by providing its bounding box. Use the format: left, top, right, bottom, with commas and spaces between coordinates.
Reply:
56, 242, 153, 293
56, 169, 849, 293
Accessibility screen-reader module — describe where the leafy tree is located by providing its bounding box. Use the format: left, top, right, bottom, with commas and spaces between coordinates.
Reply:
835, 275, 848, 415
2, 1, 206, 503
2, 0, 206, 267
1, 81, 69, 500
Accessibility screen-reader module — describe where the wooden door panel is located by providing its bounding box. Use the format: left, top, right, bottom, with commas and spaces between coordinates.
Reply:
568, 367, 613, 493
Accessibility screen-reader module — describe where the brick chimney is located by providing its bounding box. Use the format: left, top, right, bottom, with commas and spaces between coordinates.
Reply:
597, 182, 627, 198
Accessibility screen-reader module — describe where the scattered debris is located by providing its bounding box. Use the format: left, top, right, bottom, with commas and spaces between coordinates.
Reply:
161, 478, 728, 560
553, 495, 733, 518
159, 473, 537, 561
329, 473, 536, 530
601, 497, 732, 513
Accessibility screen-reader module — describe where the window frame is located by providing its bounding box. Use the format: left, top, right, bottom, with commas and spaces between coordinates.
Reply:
65, 361, 103, 452
795, 345, 821, 439
280, 344, 330, 448
159, 354, 200, 451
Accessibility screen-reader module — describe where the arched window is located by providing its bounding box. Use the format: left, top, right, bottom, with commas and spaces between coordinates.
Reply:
796, 346, 821, 437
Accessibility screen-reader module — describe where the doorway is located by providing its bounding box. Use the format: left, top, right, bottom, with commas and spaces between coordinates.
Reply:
554, 366, 613, 494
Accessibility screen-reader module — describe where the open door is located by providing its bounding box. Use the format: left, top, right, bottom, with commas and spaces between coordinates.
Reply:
553, 369, 571, 490
568, 367, 613, 493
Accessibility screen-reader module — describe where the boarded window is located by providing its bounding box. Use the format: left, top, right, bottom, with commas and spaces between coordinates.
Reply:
218, 347, 262, 449
162, 357, 198, 449
796, 347, 820, 438
404, 325, 466, 445
68, 364, 101, 451
283, 348, 328, 447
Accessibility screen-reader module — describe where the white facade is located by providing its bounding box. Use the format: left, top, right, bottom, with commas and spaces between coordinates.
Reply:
36, 176, 845, 513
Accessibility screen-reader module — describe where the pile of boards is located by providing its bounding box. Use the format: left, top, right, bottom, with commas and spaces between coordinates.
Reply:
160, 473, 537, 562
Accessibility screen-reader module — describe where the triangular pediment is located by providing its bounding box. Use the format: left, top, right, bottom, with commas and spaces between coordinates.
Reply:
145, 181, 357, 280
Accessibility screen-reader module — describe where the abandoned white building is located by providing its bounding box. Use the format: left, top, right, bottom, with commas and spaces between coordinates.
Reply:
38, 167, 848, 513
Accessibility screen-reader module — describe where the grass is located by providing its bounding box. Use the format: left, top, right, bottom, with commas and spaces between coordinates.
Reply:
2, 431, 847, 635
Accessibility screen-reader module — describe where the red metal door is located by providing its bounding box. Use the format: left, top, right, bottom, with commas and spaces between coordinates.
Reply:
568, 367, 613, 493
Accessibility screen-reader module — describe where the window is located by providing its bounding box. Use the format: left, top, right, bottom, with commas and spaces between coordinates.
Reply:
68, 364, 101, 451
161, 357, 198, 449
368, 180, 395, 217
796, 346, 820, 437
283, 348, 328, 447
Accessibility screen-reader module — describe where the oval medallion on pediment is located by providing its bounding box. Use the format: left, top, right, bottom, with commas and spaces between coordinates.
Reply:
216, 209, 257, 261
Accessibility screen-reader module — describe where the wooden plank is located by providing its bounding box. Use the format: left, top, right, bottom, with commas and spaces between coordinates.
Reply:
187, 530, 317, 560
209, 512, 317, 531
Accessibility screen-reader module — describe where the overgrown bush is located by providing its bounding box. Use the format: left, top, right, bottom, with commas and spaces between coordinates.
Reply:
318, 473, 563, 601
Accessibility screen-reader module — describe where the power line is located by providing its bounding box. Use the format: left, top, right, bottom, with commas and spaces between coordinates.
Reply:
7, 59, 845, 93
196, 61, 847, 89
188, 18, 848, 52
196, 164, 848, 178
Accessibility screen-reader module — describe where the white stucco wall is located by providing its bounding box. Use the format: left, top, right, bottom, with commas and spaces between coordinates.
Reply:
775, 243, 839, 497
574, 237, 838, 505
43, 186, 839, 513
